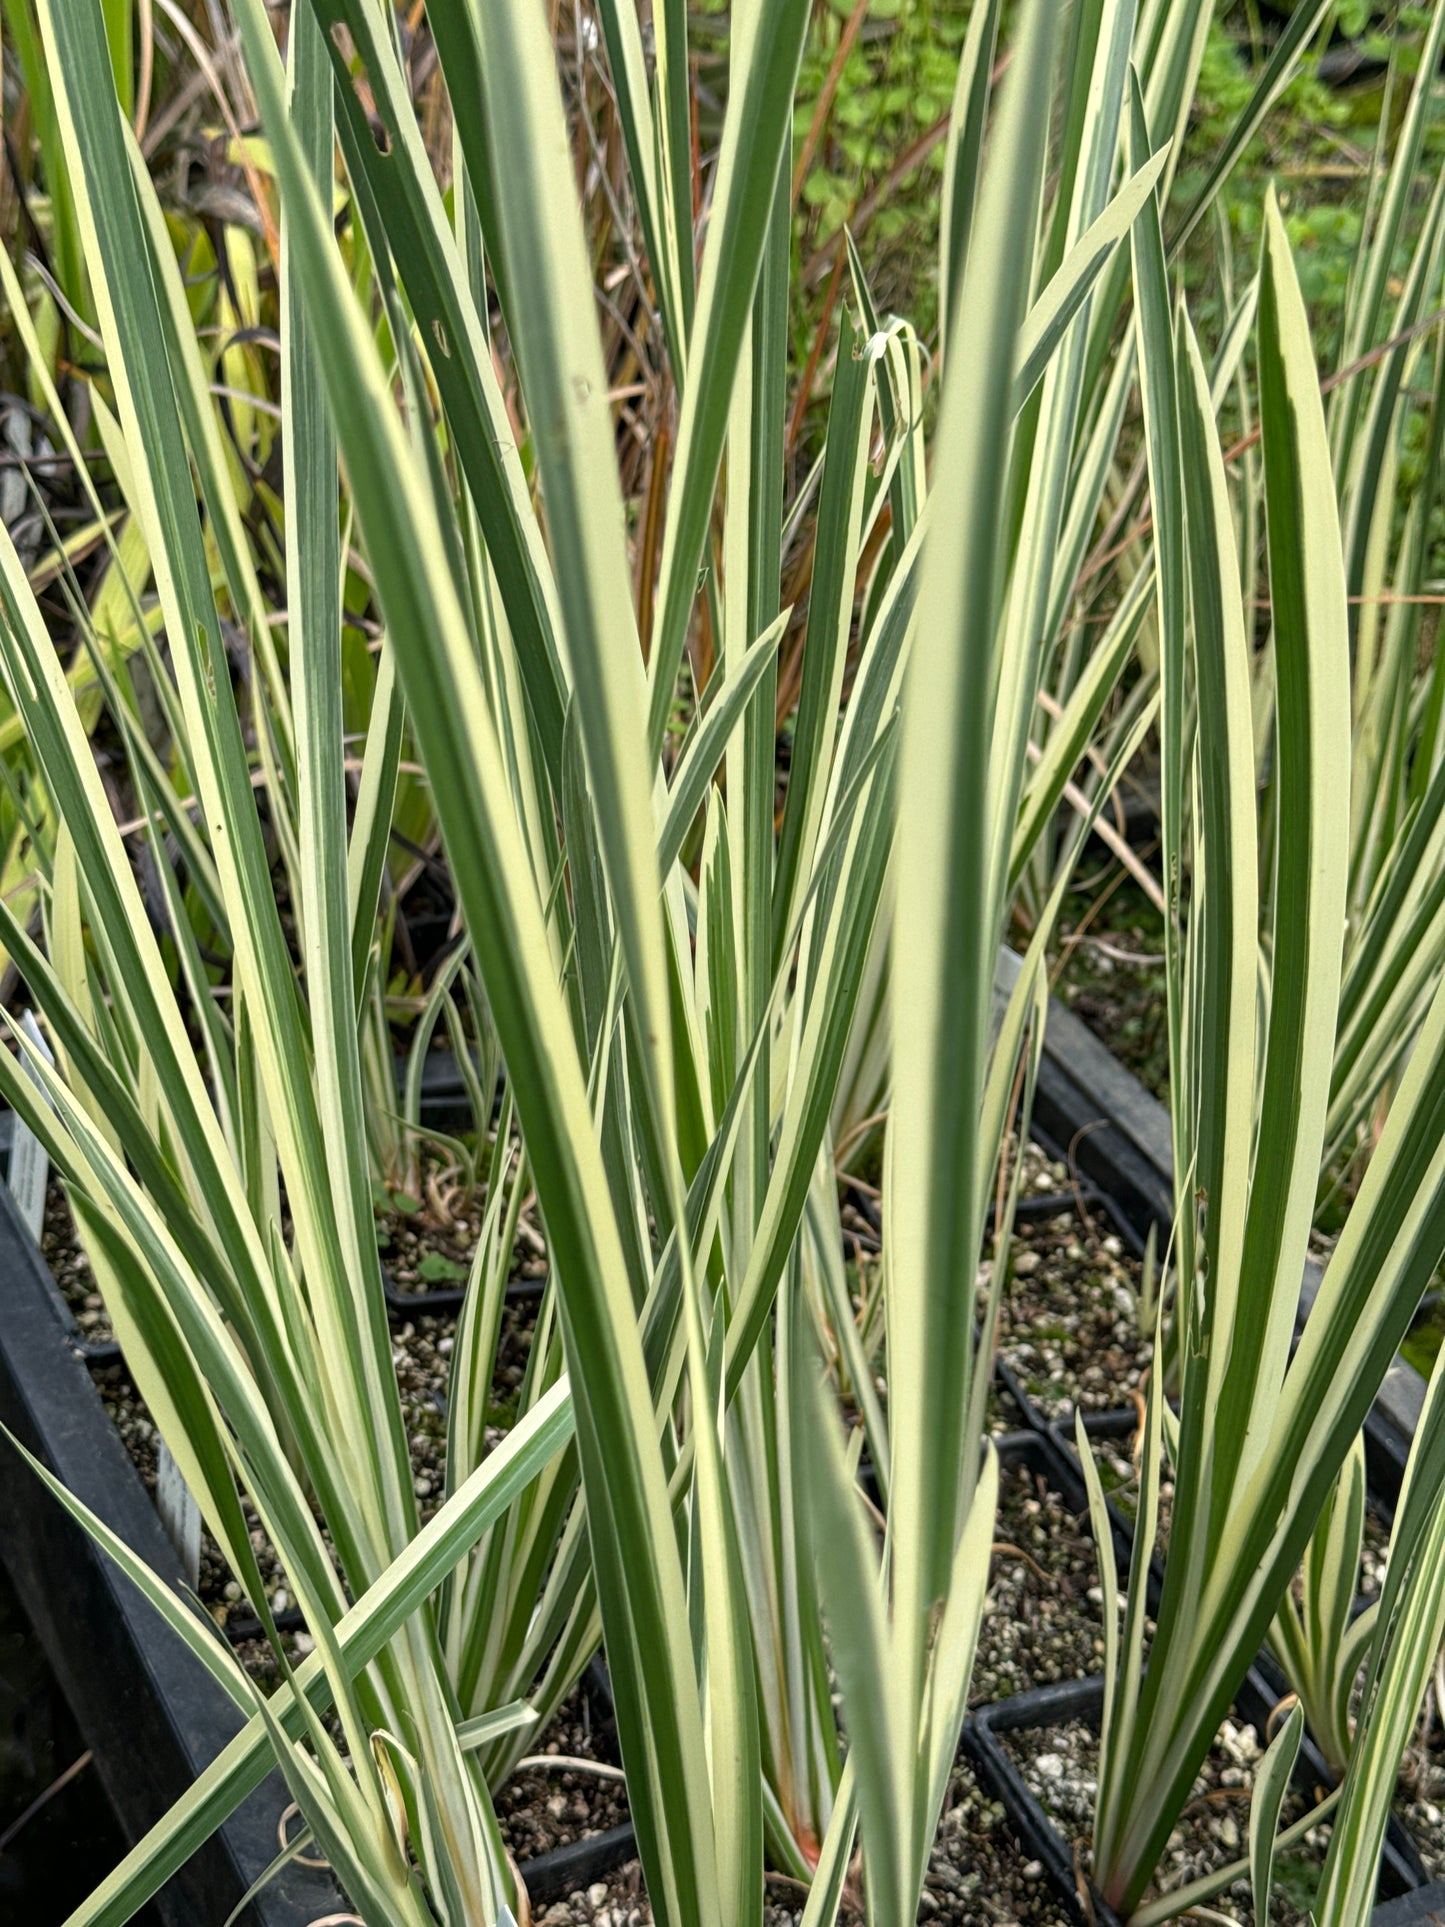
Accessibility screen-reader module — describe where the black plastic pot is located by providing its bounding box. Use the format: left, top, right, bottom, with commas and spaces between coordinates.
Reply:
1375, 1885, 1445, 1924
384, 1268, 547, 1322
1042, 1412, 1431, 1894
964, 1677, 1124, 1927
1243, 1644, 1429, 1894
988, 1166, 1158, 1445
1012, 952, 1428, 1498
967, 1412, 1429, 1921
507, 1655, 638, 1904
396, 1043, 494, 1136
1039, 1412, 1154, 1592
522, 1822, 637, 1905
966, 1668, 1426, 1927
381, 1047, 555, 1320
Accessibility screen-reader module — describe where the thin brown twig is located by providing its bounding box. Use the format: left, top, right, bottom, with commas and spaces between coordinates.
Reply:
787, 240, 847, 463
790, 0, 872, 208
801, 115, 953, 290
765, 1872, 815, 1899
637, 420, 670, 661
0, 1750, 93, 1853
991, 1538, 1056, 1586
801, 48, 1015, 294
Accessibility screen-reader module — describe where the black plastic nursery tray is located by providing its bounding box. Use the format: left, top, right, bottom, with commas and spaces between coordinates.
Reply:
524, 1821, 637, 1906
0, 1178, 342, 1927
978, 1416, 1429, 1905
966, 1666, 1430, 1927
1, 965, 1431, 1920
488, 1653, 638, 1904
1000, 947, 1426, 1502
0, 1144, 638, 1919
1375, 1885, 1445, 1924
974, 961, 1442, 1921
967, 1430, 1429, 1927
383, 1266, 546, 1322
381, 1048, 547, 1319
0, 1553, 165, 1924
399, 1041, 493, 1135
965, 1678, 1125, 1927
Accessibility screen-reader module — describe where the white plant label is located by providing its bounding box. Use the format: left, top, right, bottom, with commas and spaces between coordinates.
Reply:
8, 1011, 53, 1243
156, 1440, 202, 1589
